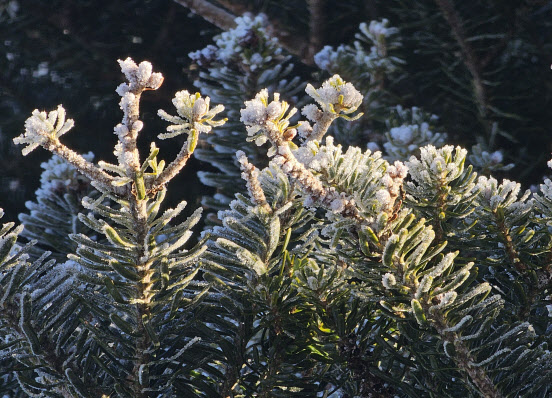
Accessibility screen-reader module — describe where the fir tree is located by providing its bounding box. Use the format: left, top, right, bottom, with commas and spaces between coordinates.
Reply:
2, 44, 552, 398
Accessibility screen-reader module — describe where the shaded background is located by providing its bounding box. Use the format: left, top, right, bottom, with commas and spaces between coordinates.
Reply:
1, 0, 552, 224
0, 0, 375, 224
0, 0, 219, 222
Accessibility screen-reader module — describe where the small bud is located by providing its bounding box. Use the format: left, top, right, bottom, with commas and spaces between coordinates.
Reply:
114, 123, 129, 137
297, 121, 313, 139
192, 98, 207, 120
147, 73, 164, 90
132, 120, 144, 132
136, 61, 153, 85
266, 101, 282, 120
283, 128, 296, 141
115, 83, 130, 97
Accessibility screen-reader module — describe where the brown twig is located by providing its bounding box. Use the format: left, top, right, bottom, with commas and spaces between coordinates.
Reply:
306, 0, 326, 62
434, 0, 489, 120
213, 0, 249, 16
172, 0, 236, 29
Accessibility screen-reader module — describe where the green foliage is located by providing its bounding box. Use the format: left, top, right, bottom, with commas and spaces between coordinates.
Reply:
2, 3, 552, 397
18, 153, 96, 262
188, 14, 305, 219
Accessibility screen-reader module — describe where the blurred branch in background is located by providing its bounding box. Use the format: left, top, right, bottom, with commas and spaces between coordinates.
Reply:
173, 0, 313, 64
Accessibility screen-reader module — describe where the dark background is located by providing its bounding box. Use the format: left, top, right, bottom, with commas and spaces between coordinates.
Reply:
2, 0, 552, 224
1, 0, 220, 222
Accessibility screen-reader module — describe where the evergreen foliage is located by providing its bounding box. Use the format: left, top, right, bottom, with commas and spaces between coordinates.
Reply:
188, 14, 304, 218
2, 3, 552, 397
3, 52, 552, 396
18, 153, 96, 262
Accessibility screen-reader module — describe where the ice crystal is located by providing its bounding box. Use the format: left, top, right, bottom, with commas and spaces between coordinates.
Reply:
240, 89, 269, 126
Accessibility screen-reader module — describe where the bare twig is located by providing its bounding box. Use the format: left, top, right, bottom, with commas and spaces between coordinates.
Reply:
306, 0, 326, 62
213, 0, 249, 16
434, 0, 488, 120
173, 0, 235, 29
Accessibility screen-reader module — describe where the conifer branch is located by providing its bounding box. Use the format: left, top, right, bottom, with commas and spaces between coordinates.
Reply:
0, 290, 104, 396
240, 77, 365, 221
153, 91, 226, 191
237, 151, 271, 213
434, 0, 490, 130
114, 58, 164, 397
432, 312, 503, 398
173, 0, 312, 64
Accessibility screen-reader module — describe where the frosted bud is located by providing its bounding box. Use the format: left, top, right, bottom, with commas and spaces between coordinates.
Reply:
382, 273, 396, 289
240, 99, 267, 125
14, 105, 74, 156
241, 89, 269, 126
339, 82, 363, 108
389, 161, 408, 179
119, 92, 136, 112
381, 174, 393, 188
147, 72, 164, 90
306, 75, 363, 111
236, 150, 247, 164
283, 128, 296, 141
132, 120, 144, 132
114, 123, 129, 137
266, 101, 282, 120
118, 57, 138, 81
192, 98, 208, 119
136, 61, 153, 85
